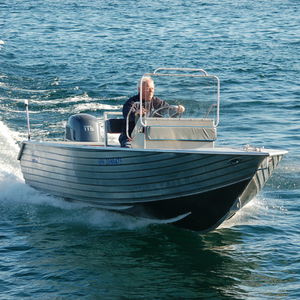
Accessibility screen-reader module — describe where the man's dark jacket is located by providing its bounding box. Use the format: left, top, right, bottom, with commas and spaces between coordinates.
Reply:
119, 94, 166, 147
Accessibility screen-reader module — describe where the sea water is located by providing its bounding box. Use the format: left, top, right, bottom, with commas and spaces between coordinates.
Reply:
0, 0, 299, 299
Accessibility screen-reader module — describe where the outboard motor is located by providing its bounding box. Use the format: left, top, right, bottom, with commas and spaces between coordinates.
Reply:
65, 113, 101, 142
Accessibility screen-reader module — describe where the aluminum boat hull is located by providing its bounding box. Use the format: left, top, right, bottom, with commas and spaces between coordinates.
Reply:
18, 141, 285, 232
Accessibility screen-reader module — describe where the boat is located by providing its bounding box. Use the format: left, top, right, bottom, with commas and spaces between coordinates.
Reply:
17, 68, 287, 232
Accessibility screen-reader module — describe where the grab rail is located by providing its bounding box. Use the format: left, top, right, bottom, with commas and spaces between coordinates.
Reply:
24, 100, 31, 140
153, 67, 208, 76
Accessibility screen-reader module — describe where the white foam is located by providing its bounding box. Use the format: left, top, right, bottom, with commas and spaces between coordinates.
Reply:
24, 94, 126, 108
65, 92, 92, 103
217, 192, 288, 231
81, 209, 158, 230
0, 82, 48, 93
0, 121, 44, 203
73, 103, 121, 113
218, 198, 263, 229
0, 121, 23, 178
0, 82, 7, 88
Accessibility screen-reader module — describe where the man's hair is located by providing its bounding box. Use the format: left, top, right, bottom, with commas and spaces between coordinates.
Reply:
137, 76, 154, 90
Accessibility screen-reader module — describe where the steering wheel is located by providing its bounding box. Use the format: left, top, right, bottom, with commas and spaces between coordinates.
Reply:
150, 105, 182, 118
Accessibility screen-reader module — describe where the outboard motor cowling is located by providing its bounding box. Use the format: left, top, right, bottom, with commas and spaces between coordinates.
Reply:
65, 113, 101, 142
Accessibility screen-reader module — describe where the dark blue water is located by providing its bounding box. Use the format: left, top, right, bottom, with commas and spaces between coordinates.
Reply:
0, 0, 299, 299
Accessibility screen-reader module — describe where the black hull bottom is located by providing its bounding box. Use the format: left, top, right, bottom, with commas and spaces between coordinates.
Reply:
28, 178, 252, 232
123, 179, 251, 232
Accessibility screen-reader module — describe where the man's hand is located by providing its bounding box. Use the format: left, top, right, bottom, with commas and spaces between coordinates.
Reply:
177, 105, 185, 113
135, 107, 148, 116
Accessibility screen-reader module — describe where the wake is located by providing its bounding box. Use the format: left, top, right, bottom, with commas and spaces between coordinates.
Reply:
0, 121, 23, 180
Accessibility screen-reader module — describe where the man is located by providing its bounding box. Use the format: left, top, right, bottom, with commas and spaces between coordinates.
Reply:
119, 76, 185, 147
